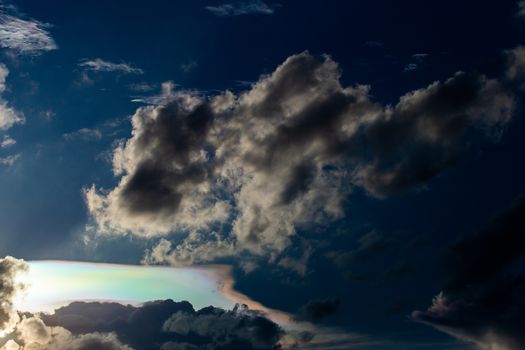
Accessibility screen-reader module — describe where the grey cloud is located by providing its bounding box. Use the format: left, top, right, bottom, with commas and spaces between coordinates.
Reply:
0, 256, 27, 334
0, 7, 57, 55
163, 304, 282, 349
506, 46, 525, 83
205, 0, 277, 16
412, 195, 525, 350
86, 50, 517, 268
37, 300, 283, 350
355, 71, 513, 197
4, 316, 133, 350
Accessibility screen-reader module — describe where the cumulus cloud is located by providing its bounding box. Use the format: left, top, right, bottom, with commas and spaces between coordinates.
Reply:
4, 317, 132, 350
86, 51, 517, 268
0, 256, 27, 336
163, 304, 282, 349
79, 58, 144, 75
0, 7, 57, 55
412, 195, 525, 350
205, 0, 277, 16
34, 300, 283, 350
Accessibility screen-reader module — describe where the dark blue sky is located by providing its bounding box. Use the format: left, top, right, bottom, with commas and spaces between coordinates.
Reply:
0, 1, 524, 349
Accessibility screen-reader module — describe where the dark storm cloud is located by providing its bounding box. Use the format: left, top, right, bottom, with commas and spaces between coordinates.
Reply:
86, 50, 518, 268
295, 298, 341, 323
40, 300, 283, 350
412, 195, 525, 350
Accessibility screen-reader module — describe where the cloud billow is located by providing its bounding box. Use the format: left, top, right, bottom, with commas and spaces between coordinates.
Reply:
38, 300, 283, 350
85, 50, 518, 268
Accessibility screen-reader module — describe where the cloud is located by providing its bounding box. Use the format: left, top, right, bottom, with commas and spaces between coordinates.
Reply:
0, 7, 57, 55
5, 317, 132, 350
163, 304, 282, 349
205, 0, 278, 16
180, 61, 197, 73
505, 46, 525, 83
0, 256, 27, 336
79, 58, 144, 75
34, 300, 283, 350
1, 135, 15, 148
128, 82, 157, 93
403, 63, 418, 72
0, 64, 24, 132
518, 1, 525, 17
0, 153, 20, 167
86, 51, 517, 269
412, 195, 525, 350
0, 257, 132, 350
355, 71, 513, 197
295, 299, 341, 323
0, 64, 22, 168
63, 128, 103, 142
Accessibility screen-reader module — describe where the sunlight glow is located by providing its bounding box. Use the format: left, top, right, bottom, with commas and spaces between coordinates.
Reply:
14, 260, 234, 313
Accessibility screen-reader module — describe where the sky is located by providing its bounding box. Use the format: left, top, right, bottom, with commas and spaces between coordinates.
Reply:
0, 0, 525, 349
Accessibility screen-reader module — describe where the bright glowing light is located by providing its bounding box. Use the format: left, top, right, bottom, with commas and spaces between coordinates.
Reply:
14, 261, 234, 313
12, 260, 292, 326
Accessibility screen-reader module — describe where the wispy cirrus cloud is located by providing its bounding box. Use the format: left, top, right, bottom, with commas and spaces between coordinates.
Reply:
63, 128, 102, 142
0, 6, 57, 55
205, 0, 278, 16
78, 58, 144, 75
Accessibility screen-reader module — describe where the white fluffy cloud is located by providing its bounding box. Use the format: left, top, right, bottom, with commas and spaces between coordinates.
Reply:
86, 51, 517, 268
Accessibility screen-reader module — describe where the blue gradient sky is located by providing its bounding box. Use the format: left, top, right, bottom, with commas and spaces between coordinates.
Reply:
0, 1, 524, 349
